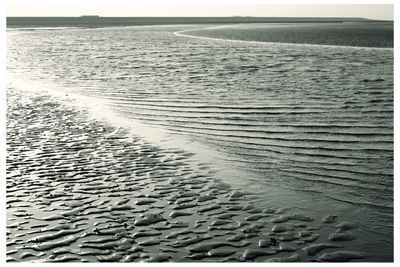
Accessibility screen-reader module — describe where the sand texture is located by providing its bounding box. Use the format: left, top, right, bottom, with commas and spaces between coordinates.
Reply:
6, 87, 368, 262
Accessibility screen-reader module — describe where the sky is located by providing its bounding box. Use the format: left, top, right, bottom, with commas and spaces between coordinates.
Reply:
5, 1, 394, 20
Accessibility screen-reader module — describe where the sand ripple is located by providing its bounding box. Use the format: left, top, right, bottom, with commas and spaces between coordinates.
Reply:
6, 87, 368, 262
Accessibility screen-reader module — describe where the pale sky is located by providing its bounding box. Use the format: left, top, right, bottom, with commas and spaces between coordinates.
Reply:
6, 0, 394, 20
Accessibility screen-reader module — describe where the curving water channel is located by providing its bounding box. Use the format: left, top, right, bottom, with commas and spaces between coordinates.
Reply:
6, 24, 393, 262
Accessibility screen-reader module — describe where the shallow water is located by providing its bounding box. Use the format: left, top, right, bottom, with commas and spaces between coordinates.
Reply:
7, 24, 393, 261
179, 22, 393, 47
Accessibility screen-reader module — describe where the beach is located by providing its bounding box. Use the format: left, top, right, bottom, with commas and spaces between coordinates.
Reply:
7, 86, 372, 262
6, 22, 393, 262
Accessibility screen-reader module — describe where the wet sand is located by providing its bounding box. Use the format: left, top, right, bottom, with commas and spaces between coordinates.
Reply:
177, 22, 393, 48
6, 87, 369, 262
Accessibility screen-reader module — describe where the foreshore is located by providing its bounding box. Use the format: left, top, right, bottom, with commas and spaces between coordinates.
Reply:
5, 86, 370, 262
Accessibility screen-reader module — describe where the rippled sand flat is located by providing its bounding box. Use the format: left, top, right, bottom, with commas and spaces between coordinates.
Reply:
7, 87, 371, 262
6, 23, 393, 262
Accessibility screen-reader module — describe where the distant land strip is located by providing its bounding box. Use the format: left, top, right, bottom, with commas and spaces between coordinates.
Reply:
6, 16, 391, 28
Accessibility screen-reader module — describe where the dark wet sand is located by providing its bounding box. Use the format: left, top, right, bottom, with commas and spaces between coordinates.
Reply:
7, 87, 369, 262
180, 22, 393, 47
7, 16, 375, 28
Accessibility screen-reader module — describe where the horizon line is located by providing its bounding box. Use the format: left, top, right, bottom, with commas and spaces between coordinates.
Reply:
6, 15, 392, 19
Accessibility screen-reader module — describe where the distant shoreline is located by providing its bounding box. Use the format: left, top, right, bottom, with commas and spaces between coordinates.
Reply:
174, 23, 393, 48
6, 16, 392, 28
